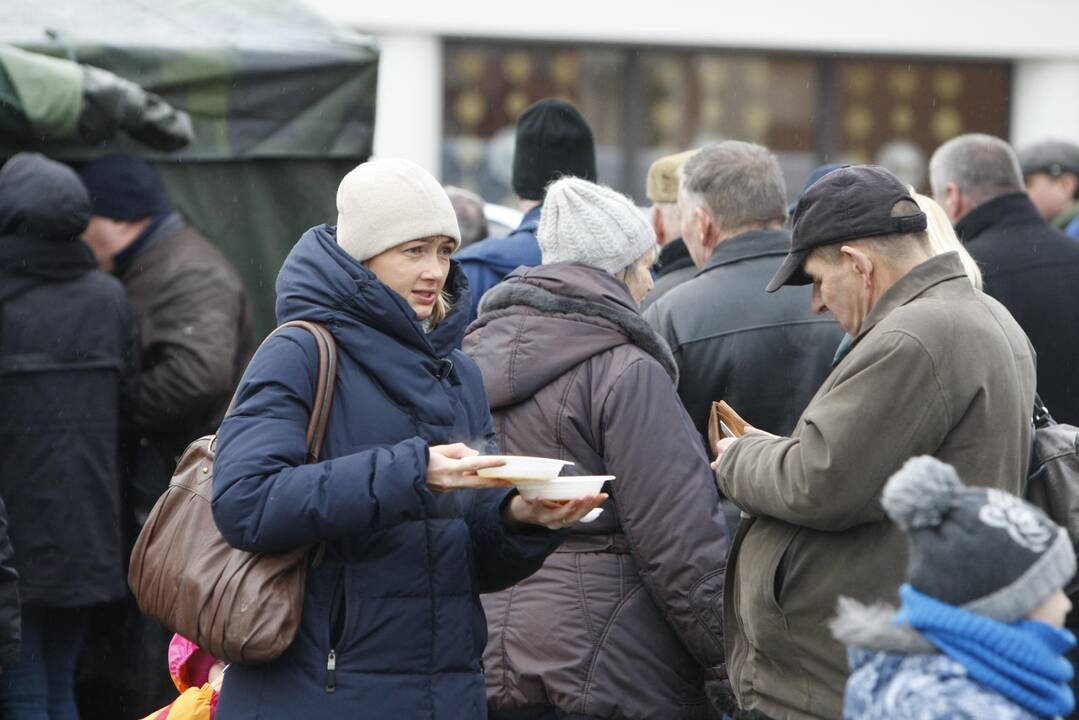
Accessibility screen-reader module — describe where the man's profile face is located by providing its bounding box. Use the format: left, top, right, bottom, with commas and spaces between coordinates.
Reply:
677, 189, 703, 264
81, 216, 119, 272
1025, 172, 1075, 221
803, 250, 871, 336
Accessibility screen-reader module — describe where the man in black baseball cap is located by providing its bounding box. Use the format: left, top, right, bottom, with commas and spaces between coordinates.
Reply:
711, 164, 1037, 718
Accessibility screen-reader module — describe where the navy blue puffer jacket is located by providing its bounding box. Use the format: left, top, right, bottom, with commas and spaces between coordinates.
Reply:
211, 225, 561, 719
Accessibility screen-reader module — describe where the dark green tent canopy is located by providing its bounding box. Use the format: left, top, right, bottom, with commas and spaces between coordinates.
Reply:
0, 0, 378, 335
0, 0, 377, 159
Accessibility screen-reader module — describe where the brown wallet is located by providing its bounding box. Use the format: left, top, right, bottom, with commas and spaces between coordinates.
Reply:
707, 400, 749, 456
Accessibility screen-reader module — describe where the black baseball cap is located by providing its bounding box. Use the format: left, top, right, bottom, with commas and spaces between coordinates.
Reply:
766, 165, 928, 293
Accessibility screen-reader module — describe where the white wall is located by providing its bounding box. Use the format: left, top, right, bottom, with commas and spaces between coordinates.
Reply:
371, 33, 443, 176
307, 0, 1079, 60
1012, 61, 1079, 149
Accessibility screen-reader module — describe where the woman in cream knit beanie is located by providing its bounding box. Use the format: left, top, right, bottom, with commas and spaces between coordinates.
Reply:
210, 158, 605, 718
334, 158, 461, 325
537, 176, 657, 305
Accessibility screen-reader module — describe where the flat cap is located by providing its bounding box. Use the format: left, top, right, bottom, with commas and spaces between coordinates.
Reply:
646, 149, 698, 203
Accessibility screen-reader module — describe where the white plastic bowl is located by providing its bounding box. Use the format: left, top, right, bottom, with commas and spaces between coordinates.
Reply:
514, 475, 614, 501
476, 456, 572, 481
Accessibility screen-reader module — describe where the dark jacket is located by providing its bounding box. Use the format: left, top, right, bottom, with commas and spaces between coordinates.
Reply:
0, 497, 19, 668
465, 263, 730, 720
118, 212, 254, 523
456, 205, 542, 322
211, 225, 562, 720
641, 238, 696, 311
956, 192, 1079, 425
645, 229, 843, 440
0, 153, 137, 608
717, 254, 1036, 719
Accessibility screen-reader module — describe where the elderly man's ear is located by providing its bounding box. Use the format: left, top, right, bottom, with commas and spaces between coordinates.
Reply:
840, 245, 875, 289
651, 206, 667, 246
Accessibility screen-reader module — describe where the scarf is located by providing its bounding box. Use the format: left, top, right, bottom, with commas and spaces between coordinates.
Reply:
897, 584, 1076, 718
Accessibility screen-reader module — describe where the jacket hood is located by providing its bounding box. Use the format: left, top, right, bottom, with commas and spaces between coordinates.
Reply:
0, 153, 90, 242
465, 262, 677, 408
275, 224, 471, 358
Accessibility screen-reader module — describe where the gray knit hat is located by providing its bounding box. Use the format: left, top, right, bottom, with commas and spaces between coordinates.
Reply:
537, 177, 656, 274
1017, 139, 1079, 179
336, 158, 461, 263
883, 456, 1076, 623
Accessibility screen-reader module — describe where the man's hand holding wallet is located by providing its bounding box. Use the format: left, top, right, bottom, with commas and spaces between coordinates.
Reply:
708, 400, 778, 470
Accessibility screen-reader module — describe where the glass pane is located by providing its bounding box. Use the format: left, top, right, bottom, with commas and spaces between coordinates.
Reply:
443, 42, 623, 208
635, 50, 818, 202
833, 59, 1010, 190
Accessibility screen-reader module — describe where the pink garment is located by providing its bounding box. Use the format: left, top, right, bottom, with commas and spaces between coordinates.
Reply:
168, 634, 218, 691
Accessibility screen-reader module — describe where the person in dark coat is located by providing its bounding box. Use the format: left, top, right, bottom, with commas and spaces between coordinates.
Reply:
645, 142, 842, 444
465, 177, 731, 720
0, 153, 137, 717
930, 134, 1079, 426
211, 158, 603, 720
76, 154, 255, 716
0, 497, 19, 674
455, 98, 597, 321
76, 154, 254, 525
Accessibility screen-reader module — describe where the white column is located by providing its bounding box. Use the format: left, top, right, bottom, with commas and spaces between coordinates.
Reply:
372, 33, 443, 177
1011, 60, 1079, 149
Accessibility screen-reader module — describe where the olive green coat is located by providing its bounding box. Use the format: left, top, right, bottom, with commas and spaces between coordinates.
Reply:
716, 252, 1036, 719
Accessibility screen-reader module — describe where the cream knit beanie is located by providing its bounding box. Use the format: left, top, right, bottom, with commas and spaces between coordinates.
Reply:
538, 177, 656, 274
336, 158, 461, 263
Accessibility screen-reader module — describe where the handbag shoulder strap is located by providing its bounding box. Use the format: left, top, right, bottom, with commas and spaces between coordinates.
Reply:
223, 320, 337, 464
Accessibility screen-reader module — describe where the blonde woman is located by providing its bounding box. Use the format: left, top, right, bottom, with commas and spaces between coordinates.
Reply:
211, 159, 603, 719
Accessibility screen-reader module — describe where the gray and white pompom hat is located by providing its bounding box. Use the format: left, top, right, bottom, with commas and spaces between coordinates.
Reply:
882, 456, 1076, 623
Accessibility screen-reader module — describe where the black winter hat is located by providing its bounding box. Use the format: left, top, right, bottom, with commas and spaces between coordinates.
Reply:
883, 456, 1076, 622
76, 154, 171, 221
512, 98, 597, 201
767, 165, 927, 292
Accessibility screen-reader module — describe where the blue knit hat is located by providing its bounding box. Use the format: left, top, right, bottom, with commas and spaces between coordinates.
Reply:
76, 155, 170, 220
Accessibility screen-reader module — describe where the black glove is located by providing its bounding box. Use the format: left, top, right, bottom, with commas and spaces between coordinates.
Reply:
78, 64, 193, 151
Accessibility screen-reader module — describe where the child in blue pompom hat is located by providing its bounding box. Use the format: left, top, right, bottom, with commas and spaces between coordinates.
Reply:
831, 455, 1077, 719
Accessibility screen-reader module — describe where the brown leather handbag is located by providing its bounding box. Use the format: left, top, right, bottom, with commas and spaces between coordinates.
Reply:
128, 320, 337, 664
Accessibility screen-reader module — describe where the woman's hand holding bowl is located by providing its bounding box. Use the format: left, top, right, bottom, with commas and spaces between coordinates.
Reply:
426, 443, 512, 492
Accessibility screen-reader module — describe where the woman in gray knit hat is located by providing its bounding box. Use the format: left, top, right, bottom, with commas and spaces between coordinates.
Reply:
832, 455, 1076, 719
464, 176, 732, 719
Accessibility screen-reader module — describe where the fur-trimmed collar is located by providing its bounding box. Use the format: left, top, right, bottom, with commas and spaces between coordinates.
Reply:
478, 279, 679, 384
830, 597, 938, 655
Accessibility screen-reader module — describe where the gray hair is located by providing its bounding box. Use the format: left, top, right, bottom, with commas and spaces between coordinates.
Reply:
679, 141, 788, 234
929, 134, 1024, 207
444, 186, 489, 248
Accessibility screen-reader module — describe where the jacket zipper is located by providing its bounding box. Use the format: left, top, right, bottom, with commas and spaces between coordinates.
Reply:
325, 649, 336, 693
326, 568, 347, 694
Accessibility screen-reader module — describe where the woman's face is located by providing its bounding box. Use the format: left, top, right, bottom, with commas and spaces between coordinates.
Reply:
622, 248, 657, 307
365, 235, 455, 321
